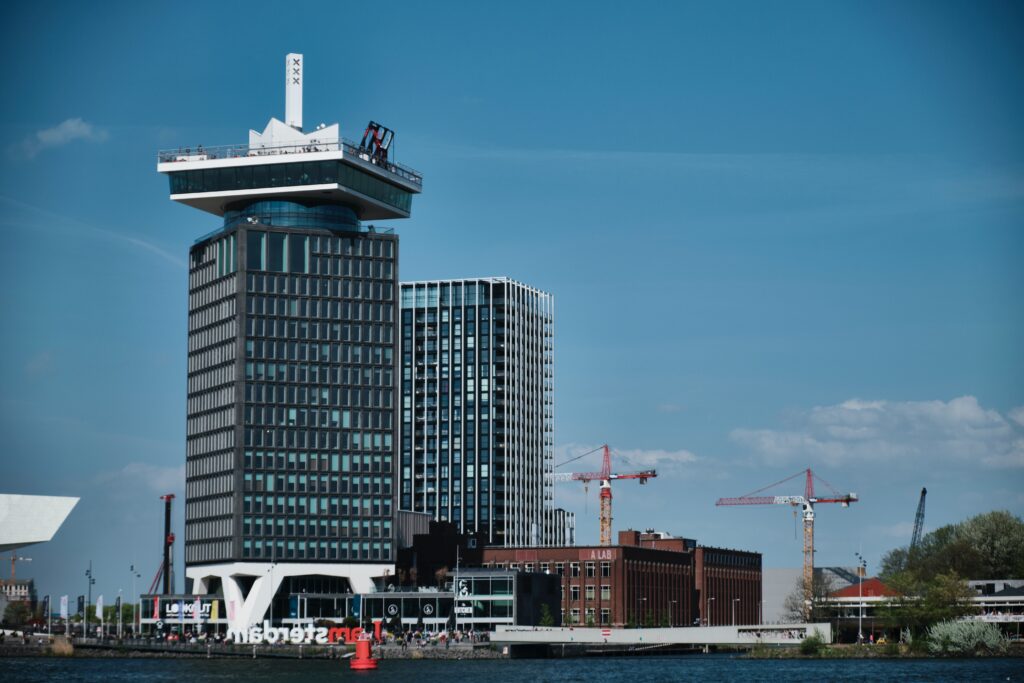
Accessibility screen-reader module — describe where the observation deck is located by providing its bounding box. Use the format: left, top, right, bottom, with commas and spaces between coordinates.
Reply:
157, 135, 422, 221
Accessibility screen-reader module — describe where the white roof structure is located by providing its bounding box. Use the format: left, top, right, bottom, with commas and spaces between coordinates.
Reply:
0, 494, 79, 552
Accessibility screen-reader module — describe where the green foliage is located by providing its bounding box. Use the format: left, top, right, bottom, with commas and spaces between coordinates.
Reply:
880, 571, 978, 636
3, 601, 31, 626
585, 614, 595, 627
880, 510, 1024, 582
538, 603, 554, 627
659, 610, 670, 628
926, 619, 1008, 655
342, 616, 359, 629
799, 631, 825, 656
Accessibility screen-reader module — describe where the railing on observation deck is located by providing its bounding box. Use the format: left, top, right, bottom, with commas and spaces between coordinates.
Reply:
157, 138, 422, 188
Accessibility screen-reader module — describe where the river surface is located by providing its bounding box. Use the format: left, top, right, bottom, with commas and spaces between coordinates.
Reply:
0, 655, 1020, 682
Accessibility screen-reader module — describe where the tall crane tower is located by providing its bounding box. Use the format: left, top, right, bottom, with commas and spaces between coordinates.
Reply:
910, 487, 927, 550
550, 444, 657, 546
716, 468, 858, 619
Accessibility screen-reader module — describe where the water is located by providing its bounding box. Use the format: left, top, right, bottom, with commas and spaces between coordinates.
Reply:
0, 655, 1020, 683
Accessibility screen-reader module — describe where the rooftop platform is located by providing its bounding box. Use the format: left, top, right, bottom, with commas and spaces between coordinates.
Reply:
157, 137, 422, 221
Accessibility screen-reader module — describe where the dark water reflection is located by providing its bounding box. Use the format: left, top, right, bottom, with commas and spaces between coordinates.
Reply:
1, 655, 1021, 683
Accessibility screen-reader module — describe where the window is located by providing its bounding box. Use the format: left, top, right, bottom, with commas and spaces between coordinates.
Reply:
570, 586, 580, 601
570, 608, 580, 624
600, 608, 610, 625
600, 585, 611, 600
570, 562, 580, 577
586, 562, 595, 578
247, 231, 265, 270
268, 232, 286, 272
601, 561, 611, 577
585, 585, 595, 601
555, 562, 564, 576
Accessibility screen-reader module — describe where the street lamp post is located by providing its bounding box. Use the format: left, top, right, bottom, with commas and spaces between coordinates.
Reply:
117, 589, 123, 639
707, 596, 715, 627
85, 561, 96, 638
855, 552, 867, 644
130, 564, 142, 636
637, 596, 647, 627
732, 598, 740, 626
669, 600, 677, 628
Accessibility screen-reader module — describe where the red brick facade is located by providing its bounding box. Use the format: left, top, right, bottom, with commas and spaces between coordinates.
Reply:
481, 530, 761, 628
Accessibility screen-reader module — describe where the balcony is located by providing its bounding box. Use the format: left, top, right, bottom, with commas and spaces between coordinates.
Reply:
157, 137, 422, 188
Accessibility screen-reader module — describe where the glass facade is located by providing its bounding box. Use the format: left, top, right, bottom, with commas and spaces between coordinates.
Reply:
168, 161, 413, 213
399, 278, 568, 547
185, 201, 399, 566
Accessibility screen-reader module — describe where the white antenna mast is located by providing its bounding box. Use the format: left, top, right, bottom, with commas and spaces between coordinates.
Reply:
285, 53, 303, 130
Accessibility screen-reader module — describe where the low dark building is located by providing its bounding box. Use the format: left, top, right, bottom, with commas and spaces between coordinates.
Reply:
395, 521, 485, 587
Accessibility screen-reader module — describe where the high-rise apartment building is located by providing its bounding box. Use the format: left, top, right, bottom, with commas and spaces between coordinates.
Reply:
399, 278, 573, 547
157, 55, 421, 630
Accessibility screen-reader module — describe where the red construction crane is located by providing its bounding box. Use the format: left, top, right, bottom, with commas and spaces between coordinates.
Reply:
550, 444, 657, 546
716, 468, 857, 619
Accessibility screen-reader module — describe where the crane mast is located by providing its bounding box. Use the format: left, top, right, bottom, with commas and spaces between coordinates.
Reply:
549, 444, 657, 546
716, 468, 857, 620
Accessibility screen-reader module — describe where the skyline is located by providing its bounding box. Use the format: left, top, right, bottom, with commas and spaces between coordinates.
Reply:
2, 0, 1023, 603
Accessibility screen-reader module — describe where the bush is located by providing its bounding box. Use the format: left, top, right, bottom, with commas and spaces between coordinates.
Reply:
926, 620, 1008, 655
800, 631, 825, 656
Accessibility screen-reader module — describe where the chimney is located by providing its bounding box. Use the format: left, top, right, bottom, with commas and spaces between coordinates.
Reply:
285, 53, 303, 130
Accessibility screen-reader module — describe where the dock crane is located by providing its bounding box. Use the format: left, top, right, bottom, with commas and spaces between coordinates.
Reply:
549, 444, 656, 546
910, 487, 927, 551
716, 469, 857, 619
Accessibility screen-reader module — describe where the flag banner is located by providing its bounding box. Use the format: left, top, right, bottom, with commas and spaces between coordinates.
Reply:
178, 600, 185, 623
210, 600, 219, 621
115, 596, 122, 611
42, 595, 50, 616
60, 595, 69, 619
152, 596, 160, 619
77, 596, 85, 614
96, 594, 103, 615
193, 597, 202, 623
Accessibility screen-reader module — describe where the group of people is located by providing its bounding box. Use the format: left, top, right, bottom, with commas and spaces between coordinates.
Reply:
380, 628, 489, 649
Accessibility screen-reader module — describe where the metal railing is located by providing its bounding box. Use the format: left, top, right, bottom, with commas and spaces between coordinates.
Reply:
158, 138, 422, 188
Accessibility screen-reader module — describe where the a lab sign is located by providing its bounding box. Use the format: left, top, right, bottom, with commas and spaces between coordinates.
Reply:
228, 620, 382, 645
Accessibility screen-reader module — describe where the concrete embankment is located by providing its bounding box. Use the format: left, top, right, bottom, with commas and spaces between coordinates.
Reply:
0, 639, 504, 660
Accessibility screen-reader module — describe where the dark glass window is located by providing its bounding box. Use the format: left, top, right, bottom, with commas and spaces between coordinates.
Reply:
289, 234, 308, 273
268, 233, 286, 272
247, 231, 265, 270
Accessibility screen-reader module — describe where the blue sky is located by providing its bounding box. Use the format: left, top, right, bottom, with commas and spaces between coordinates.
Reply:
2, 0, 1022, 604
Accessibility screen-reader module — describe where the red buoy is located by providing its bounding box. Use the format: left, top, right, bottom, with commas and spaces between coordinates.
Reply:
349, 635, 378, 670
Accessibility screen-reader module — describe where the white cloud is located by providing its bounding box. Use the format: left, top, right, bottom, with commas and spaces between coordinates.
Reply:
1009, 407, 1024, 428
97, 462, 185, 494
657, 403, 685, 414
24, 350, 56, 377
555, 442, 698, 476
731, 396, 1024, 469
15, 118, 109, 158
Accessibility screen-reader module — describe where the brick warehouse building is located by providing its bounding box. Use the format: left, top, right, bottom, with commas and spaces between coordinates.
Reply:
481, 529, 760, 627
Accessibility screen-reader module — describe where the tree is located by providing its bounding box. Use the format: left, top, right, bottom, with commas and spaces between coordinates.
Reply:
880, 571, 977, 637
880, 511, 1024, 583
783, 573, 836, 623
3, 601, 31, 627
538, 603, 554, 627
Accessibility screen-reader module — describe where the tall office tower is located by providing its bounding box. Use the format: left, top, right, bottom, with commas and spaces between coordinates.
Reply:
157, 55, 422, 630
399, 278, 574, 547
